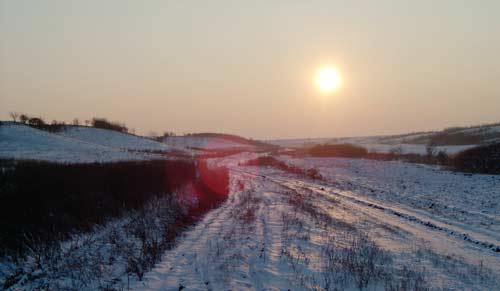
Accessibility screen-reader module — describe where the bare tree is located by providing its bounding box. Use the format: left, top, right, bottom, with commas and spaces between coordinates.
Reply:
73, 118, 80, 126
9, 112, 20, 122
84, 120, 91, 126
426, 142, 437, 158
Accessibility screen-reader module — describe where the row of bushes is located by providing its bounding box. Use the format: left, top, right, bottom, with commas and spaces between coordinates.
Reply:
0, 158, 229, 256
452, 143, 500, 174
306, 143, 500, 174
7, 112, 130, 133
309, 144, 368, 158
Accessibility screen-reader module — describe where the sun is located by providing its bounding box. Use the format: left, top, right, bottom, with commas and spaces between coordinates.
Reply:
315, 66, 341, 93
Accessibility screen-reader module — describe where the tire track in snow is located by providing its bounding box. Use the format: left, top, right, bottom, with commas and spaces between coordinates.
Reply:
133, 182, 241, 291
290, 179, 500, 254
245, 198, 268, 291
233, 168, 500, 255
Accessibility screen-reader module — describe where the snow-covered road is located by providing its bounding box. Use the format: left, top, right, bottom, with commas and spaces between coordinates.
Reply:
133, 155, 500, 291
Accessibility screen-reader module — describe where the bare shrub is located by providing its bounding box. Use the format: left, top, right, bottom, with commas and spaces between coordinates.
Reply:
285, 189, 353, 231
322, 233, 391, 289
280, 210, 307, 244
384, 265, 429, 291
126, 196, 183, 279
231, 191, 261, 224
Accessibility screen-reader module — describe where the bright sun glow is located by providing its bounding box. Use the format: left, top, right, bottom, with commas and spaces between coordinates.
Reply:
315, 66, 341, 93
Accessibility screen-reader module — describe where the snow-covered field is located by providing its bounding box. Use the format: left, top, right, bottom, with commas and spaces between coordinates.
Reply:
132, 154, 500, 291
2, 122, 499, 290
0, 123, 190, 163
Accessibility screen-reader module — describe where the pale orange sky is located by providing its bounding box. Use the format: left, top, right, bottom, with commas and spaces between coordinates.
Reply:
1, 0, 499, 139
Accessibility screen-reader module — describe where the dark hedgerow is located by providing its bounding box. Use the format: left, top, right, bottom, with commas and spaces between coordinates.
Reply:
309, 144, 369, 158
0, 158, 229, 256
451, 143, 500, 174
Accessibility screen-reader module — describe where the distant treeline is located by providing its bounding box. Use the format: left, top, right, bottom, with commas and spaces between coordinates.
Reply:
0, 159, 229, 256
304, 143, 500, 174
7, 112, 131, 133
452, 143, 500, 174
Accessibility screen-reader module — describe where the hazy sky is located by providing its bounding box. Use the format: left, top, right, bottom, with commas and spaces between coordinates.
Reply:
1, 0, 499, 139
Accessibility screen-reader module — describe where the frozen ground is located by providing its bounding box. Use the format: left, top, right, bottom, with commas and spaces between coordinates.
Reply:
133, 154, 500, 291
281, 157, 500, 246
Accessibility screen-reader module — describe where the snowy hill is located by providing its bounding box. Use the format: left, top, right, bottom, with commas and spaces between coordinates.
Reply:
0, 123, 176, 163
57, 125, 180, 152
162, 133, 269, 151
268, 123, 500, 155
0, 123, 274, 163
342, 123, 500, 146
